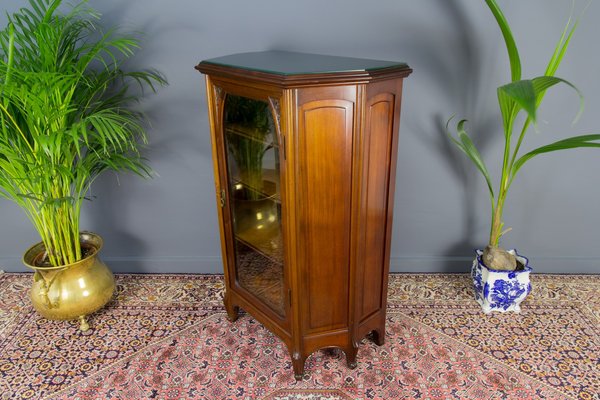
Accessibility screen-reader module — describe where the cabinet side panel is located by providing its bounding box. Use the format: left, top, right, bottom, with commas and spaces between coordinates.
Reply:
360, 93, 395, 320
298, 99, 353, 333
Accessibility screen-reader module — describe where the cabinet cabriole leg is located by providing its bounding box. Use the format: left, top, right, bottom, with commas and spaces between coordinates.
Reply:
224, 292, 239, 322
372, 328, 385, 346
292, 352, 307, 381
226, 305, 239, 322
345, 343, 359, 369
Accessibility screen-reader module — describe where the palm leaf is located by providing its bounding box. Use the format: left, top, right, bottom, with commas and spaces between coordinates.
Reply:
498, 76, 582, 130
531, 76, 583, 122
485, 0, 521, 82
545, 6, 577, 77
447, 119, 494, 199
511, 134, 600, 179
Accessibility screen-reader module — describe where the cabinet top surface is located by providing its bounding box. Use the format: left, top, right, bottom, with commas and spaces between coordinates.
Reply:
196, 51, 411, 83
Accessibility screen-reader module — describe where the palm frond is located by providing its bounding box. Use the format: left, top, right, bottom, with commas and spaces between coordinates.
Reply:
485, 0, 521, 82
447, 118, 494, 200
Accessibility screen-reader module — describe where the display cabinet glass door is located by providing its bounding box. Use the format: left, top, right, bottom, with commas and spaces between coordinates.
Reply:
223, 94, 285, 317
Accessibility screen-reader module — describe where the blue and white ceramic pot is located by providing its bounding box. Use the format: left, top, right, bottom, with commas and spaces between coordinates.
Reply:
471, 249, 532, 314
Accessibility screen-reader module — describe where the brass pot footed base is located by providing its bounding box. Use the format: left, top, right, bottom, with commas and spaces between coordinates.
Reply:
79, 315, 90, 332
23, 232, 115, 331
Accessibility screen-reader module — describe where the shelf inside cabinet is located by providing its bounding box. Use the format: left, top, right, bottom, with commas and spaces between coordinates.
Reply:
231, 170, 281, 203
234, 215, 284, 265
225, 125, 279, 148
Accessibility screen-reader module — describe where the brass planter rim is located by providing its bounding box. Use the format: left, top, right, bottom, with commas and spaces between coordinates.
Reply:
22, 231, 104, 271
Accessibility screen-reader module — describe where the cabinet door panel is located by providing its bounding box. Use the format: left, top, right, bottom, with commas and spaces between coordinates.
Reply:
298, 98, 354, 334
360, 93, 395, 319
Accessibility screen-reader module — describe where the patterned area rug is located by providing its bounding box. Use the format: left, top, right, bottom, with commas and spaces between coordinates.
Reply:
0, 273, 598, 400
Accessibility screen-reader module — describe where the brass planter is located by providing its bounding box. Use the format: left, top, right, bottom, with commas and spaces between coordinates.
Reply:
23, 232, 115, 331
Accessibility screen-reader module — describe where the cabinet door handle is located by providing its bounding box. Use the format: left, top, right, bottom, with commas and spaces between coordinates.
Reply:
282, 135, 286, 161
220, 189, 226, 207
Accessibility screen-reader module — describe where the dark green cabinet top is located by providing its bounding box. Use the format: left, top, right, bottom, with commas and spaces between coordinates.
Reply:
198, 50, 408, 76
196, 51, 411, 87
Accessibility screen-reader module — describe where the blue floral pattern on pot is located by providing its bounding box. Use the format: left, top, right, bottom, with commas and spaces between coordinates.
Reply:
472, 249, 532, 314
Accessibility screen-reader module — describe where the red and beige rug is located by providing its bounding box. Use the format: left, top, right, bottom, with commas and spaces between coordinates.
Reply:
0, 272, 598, 399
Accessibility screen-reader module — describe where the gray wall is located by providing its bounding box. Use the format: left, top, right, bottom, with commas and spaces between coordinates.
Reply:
1, 0, 599, 274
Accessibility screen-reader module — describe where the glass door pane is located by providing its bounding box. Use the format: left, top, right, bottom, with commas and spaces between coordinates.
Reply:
223, 94, 285, 317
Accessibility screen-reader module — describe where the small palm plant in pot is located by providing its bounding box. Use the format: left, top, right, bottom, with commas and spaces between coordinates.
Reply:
0, 0, 165, 330
448, 0, 600, 313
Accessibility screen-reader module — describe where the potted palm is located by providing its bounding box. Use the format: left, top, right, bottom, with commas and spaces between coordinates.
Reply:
0, 0, 165, 330
448, 0, 600, 313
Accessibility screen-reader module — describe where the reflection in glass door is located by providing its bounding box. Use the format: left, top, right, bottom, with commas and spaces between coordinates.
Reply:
223, 94, 285, 316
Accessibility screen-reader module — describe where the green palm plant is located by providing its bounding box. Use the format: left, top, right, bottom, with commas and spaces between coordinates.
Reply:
0, 0, 165, 267
448, 0, 600, 260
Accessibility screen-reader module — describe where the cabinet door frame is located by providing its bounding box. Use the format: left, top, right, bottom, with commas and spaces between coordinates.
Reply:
206, 77, 292, 332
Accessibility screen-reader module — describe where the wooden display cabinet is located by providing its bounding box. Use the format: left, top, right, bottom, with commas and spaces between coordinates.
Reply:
196, 51, 411, 379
